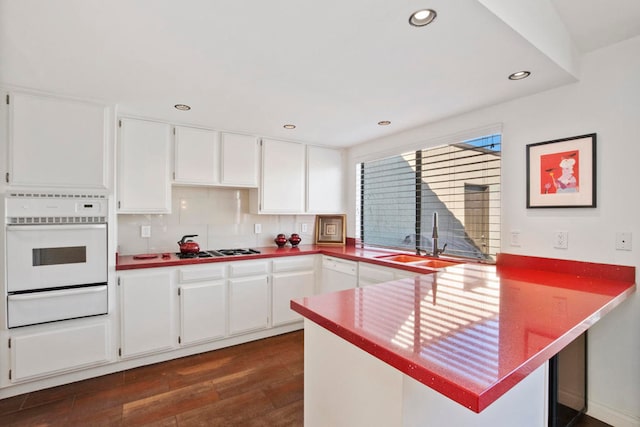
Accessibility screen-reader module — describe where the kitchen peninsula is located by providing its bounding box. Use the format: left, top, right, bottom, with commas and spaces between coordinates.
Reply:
291, 253, 635, 427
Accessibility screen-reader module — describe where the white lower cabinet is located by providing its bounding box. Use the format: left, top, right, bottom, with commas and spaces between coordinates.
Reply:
119, 270, 175, 358
320, 256, 358, 294
180, 282, 227, 345
272, 256, 316, 326
9, 320, 110, 383
178, 264, 228, 345
228, 261, 270, 335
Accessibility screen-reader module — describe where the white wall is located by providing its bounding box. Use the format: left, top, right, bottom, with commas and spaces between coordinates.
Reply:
347, 36, 640, 426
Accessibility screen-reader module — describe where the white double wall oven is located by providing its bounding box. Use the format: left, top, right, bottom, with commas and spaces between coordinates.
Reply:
5, 194, 109, 328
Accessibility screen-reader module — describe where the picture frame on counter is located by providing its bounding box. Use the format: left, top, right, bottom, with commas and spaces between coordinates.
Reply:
526, 133, 596, 208
315, 215, 346, 245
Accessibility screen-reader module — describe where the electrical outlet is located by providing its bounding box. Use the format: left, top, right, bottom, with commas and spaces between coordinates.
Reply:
140, 225, 151, 238
301, 223, 308, 233
615, 232, 632, 251
254, 224, 262, 234
510, 230, 521, 247
554, 231, 568, 249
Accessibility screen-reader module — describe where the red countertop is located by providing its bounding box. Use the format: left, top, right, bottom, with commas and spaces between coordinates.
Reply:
116, 244, 465, 273
116, 245, 328, 270
290, 253, 636, 413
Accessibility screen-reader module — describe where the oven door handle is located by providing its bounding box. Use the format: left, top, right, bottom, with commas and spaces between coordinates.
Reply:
8, 285, 108, 301
6, 224, 106, 232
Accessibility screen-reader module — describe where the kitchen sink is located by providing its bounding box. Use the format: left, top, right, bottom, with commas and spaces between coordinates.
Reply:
375, 253, 463, 269
410, 259, 461, 269
375, 254, 428, 263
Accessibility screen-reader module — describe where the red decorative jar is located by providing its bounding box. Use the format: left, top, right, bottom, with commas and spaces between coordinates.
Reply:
289, 233, 302, 247
274, 234, 288, 248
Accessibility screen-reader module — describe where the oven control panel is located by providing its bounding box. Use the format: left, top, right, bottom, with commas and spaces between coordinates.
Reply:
6, 194, 107, 223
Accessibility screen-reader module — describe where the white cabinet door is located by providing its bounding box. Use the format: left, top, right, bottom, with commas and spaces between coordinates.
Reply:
259, 138, 306, 213
9, 320, 110, 382
117, 118, 172, 213
228, 275, 269, 335
180, 281, 226, 345
220, 132, 258, 187
7, 91, 109, 189
120, 271, 175, 358
272, 270, 315, 326
272, 255, 316, 325
307, 146, 344, 213
174, 126, 219, 185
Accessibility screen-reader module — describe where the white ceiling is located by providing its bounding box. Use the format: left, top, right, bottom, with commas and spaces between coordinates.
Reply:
1, 0, 639, 147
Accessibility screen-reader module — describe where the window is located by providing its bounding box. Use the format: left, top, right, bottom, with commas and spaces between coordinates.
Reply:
357, 134, 501, 260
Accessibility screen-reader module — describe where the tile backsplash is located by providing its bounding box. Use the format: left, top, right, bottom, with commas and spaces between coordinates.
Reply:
117, 186, 316, 255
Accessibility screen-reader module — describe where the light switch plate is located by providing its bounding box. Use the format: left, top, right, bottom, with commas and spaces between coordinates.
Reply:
140, 225, 151, 238
254, 224, 262, 234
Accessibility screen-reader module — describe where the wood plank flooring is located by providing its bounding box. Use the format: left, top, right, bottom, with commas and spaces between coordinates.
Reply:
0, 331, 304, 426
0, 329, 613, 426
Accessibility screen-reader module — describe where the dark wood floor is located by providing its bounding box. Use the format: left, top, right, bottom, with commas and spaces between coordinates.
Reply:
0, 329, 612, 426
0, 331, 304, 426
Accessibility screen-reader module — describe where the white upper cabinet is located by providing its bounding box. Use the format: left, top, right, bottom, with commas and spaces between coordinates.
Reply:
172, 128, 258, 188
258, 138, 306, 213
117, 118, 172, 213
7, 91, 110, 189
254, 140, 344, 214
174, 126, 219, 185
220, 132, 259, 187
307, 145, 344, 213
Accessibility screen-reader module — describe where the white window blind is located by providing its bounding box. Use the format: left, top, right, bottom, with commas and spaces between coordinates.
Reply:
358, 134, 501, 260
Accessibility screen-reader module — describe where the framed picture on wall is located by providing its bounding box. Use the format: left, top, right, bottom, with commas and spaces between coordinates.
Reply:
315, 215, 346, 245
526, 133, 596, 208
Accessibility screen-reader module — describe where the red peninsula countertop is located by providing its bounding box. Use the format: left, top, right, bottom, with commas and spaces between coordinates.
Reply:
291, 253, 636, 413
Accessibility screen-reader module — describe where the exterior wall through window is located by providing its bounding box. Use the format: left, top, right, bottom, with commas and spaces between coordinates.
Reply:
357, 134, 501, 261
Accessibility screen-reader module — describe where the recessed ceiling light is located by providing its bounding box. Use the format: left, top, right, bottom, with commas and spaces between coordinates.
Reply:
378, 120, 391, 126
508, 71, 531, 80
283, 124, 296, 129
409, 9, 437, 27
174, 104, 191, 111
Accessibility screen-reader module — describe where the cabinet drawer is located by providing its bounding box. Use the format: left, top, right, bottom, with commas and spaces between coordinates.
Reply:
179, 264, 226, 283
228, 261, 269, 278
272, 255, 315, 273
10, 321, 110, 382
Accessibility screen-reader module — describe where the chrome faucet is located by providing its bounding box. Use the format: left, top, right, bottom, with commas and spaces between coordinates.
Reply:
431, 212, 448, 257
416, 212, 447, 257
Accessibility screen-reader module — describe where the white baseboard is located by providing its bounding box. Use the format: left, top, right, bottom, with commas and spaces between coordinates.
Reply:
588, 399, 640, 427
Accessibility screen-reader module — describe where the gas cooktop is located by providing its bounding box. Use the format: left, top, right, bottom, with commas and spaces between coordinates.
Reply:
175, 249, 261, 259
210, 248, 262, 257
